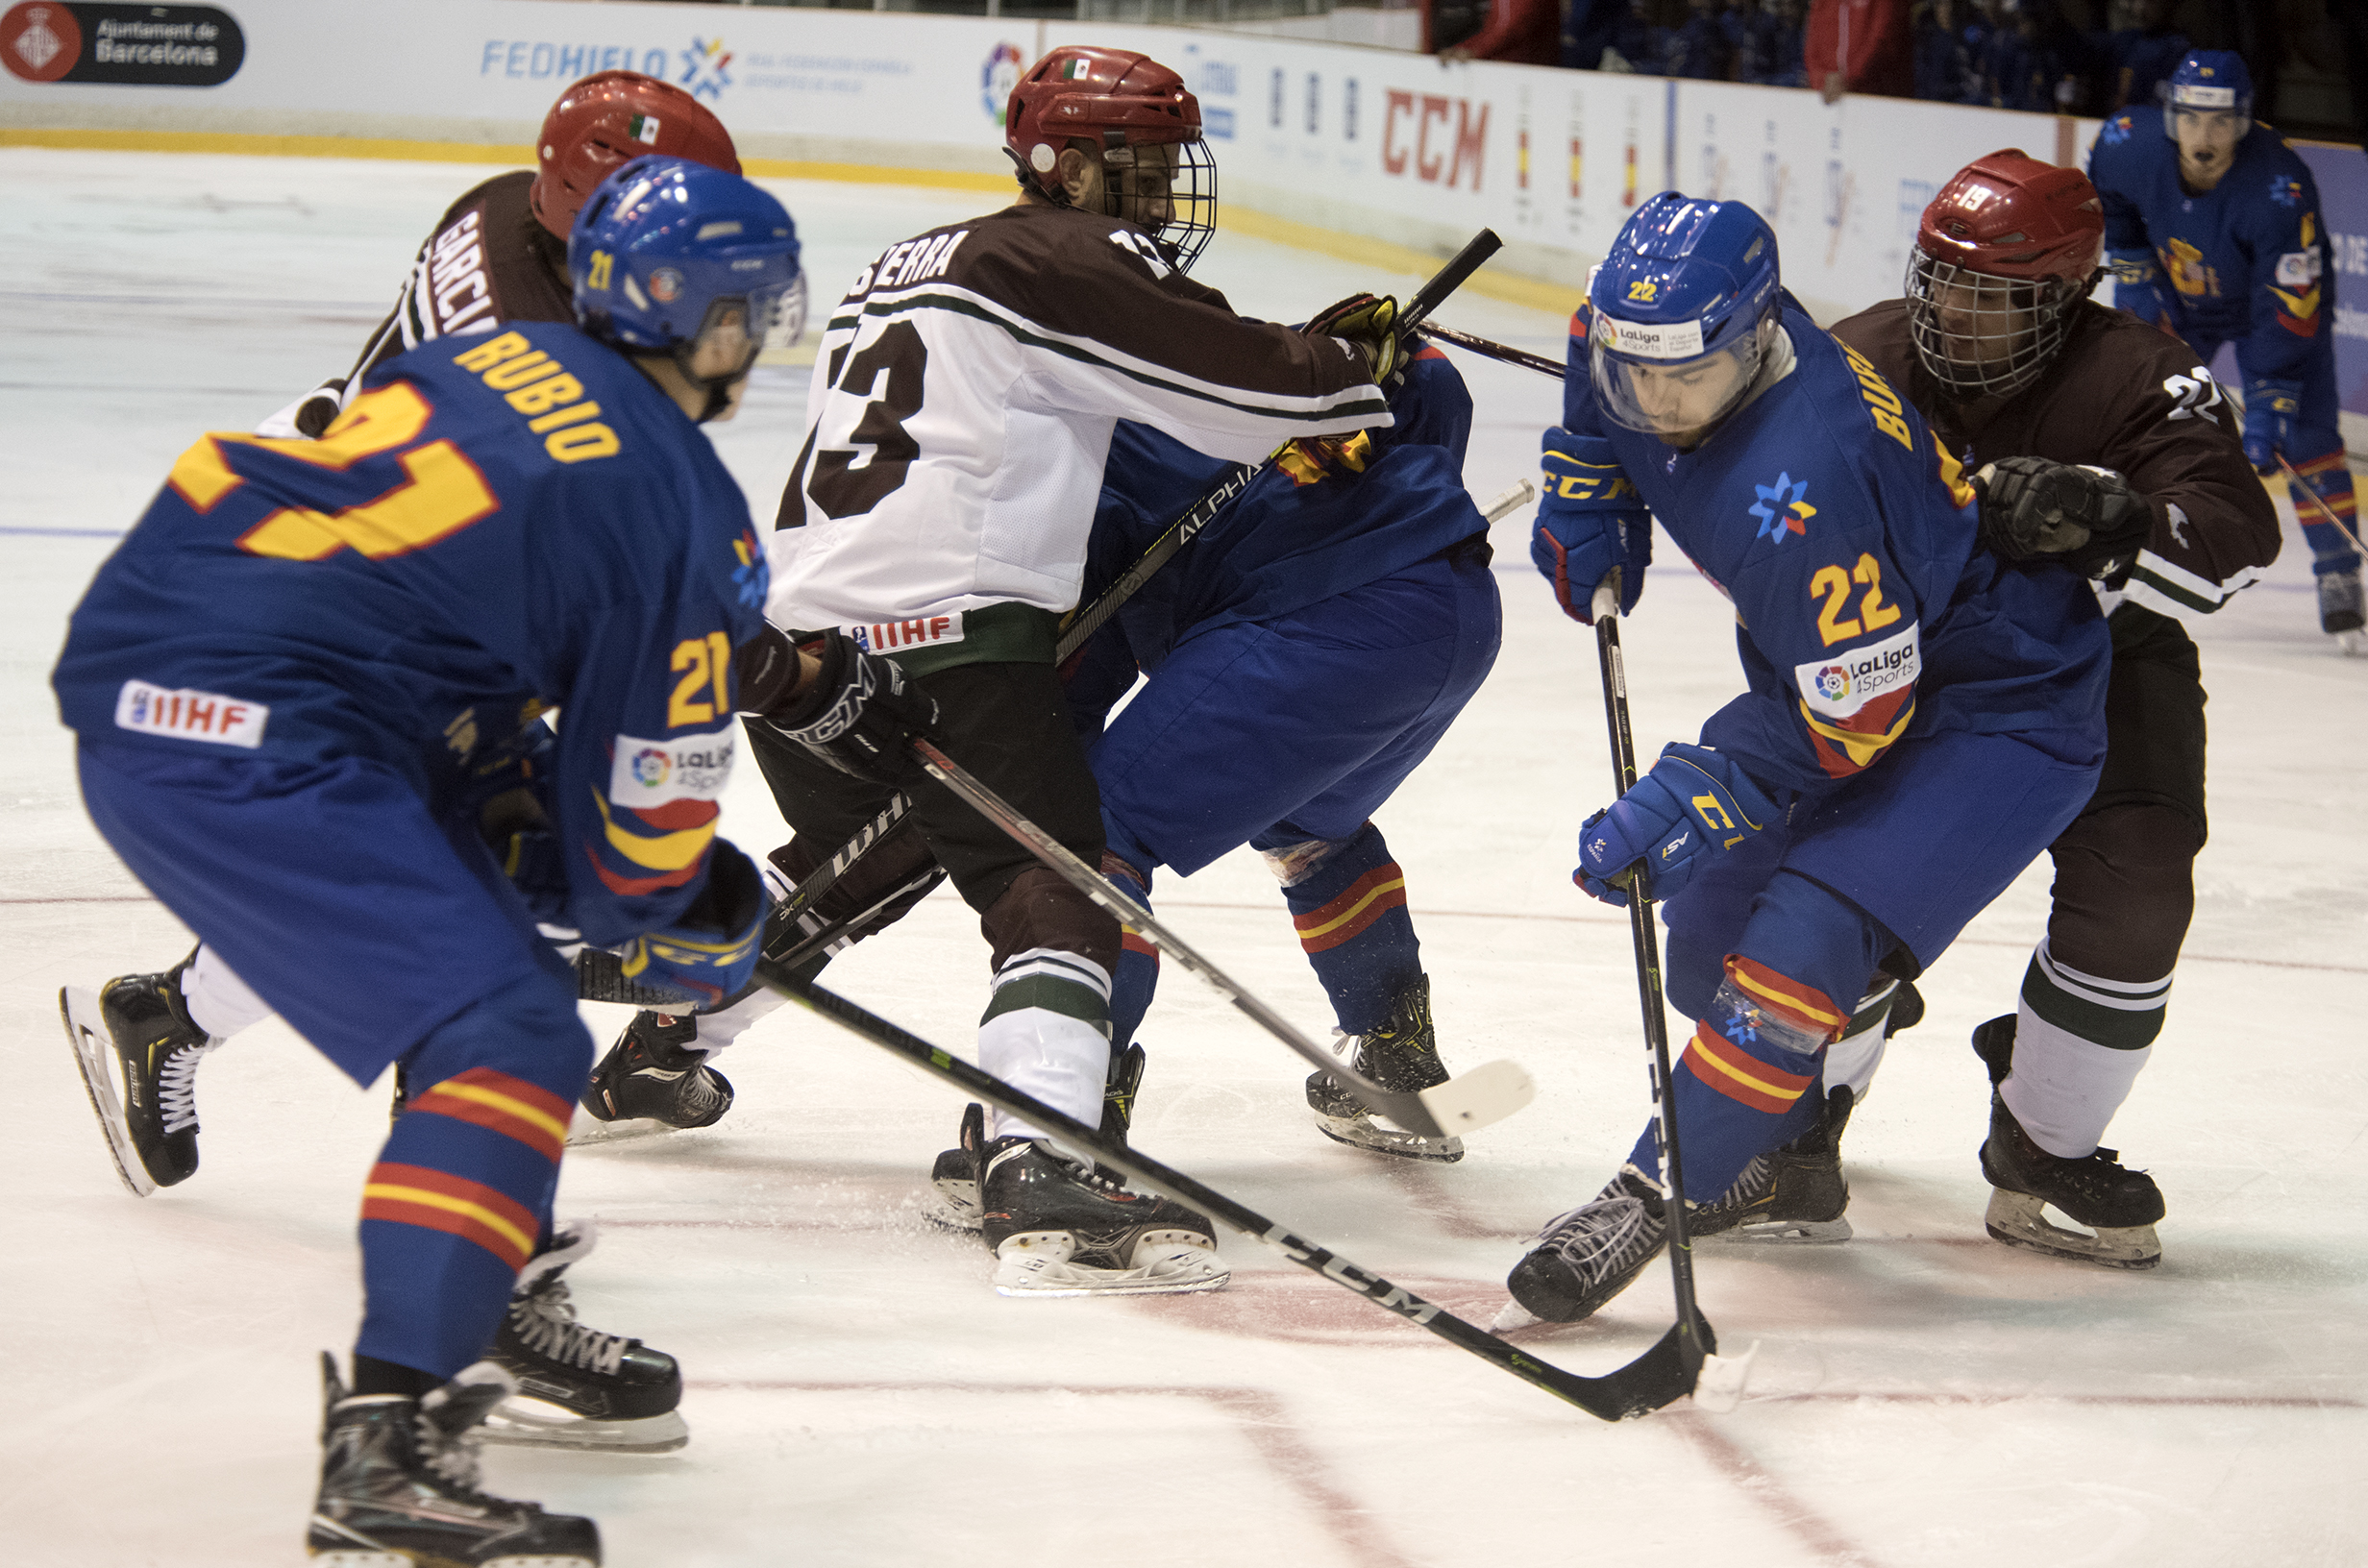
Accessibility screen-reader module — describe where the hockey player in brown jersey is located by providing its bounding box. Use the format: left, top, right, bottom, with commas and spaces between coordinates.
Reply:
1743, 150, 2279, 1269
59, 69, 752, 1455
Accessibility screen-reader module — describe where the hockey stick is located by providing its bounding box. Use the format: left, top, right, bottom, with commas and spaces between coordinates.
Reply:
1586, 577, 1743, 1409
763, 966, 1698, 1421
1423, 321, 1567, 381
908, 736, 1535, 1142
752, 234, 1509, 951
2276, 452, 2368, 556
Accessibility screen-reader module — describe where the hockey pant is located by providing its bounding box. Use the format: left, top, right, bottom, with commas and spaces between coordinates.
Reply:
75, 741, 593, 1378
1091, 545, 1500, 1048
744, 661, 1119, 1144
2003, 604, 2206, 1157
1644, 725, 2102, 1196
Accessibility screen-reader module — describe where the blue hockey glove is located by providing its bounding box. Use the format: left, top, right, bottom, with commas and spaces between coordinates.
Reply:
611, 838, 767, 1009
2107, 249, 2176, 331
1532, 427, 1650, 624
1575, 743, 1781, 907
2241, 376, 2303, 476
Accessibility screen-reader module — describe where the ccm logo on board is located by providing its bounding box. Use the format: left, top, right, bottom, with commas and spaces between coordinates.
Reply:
1382, 90, 1488, 190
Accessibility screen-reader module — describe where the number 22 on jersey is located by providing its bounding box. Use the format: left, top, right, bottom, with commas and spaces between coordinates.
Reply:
1810, 552, 1903, 646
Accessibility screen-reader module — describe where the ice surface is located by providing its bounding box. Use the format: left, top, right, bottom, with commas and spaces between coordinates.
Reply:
3, 149, 2364, 1567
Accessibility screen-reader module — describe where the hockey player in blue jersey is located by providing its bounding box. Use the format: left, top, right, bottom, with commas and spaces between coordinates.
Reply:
2088, 49, 2363, 641
52, 157, 800, 1564
1499, 192, 2111, 1326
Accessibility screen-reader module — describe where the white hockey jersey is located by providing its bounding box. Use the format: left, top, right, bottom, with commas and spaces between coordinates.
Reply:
768, 200, 1390, 669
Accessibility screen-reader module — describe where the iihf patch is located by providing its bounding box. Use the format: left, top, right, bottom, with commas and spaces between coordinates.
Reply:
113, 680, 267, 748
650, 268, 685, 304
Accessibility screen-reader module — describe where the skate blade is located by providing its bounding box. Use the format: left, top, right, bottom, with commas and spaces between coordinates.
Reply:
481, 1397, 690, 1454
1413, 1057, 1536, 1138
2336, 628, 2365, 656
992, 1231, 1229, 1298
1984, 1189, 2161, 1270
921, 1176, 983, 1234
60, 986, 157, 1198
1713, 1213, 1853, 1244
1314, 1112, 1465, 1163
1692, 1339, 1761, 1412
563, 1112, 689, 1146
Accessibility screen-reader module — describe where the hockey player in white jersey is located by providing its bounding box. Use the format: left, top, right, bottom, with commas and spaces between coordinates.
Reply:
744, 44, 1399, 1297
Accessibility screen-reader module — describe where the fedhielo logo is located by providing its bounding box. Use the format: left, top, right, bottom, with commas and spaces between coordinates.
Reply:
679, 35, 730, 101
631, 747, 673, 788
981, 41, 1024, 126
1748, 471, 1815, 544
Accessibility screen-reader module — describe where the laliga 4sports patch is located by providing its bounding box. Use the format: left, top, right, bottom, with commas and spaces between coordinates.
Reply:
609, 725, 735, 809
1794, 622, 1920, 720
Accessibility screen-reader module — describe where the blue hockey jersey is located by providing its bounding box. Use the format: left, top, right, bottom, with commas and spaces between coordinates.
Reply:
53, 320, 767, 950
2088, 111, 2336, 377
1078, 344, 1490, 675
1565, 296, 2109, 797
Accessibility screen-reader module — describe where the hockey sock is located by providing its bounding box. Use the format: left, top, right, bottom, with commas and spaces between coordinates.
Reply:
358, 978, 587, 1378
351, 1354, 443, 1400
678, 980, 791, 1058
1268, 822, 1420, 1037
1997, 939, 2163, 1159
2291, 450, 2360, 572
1630, 959, 1838, 1196
1819, 978, 1902, 1104
977, 947, 1113, 1152
182, 943, 269, 1041
1099, 855, 1161, 1050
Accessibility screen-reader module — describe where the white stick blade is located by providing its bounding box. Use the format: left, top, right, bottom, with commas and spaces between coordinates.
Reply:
1691, 1340, 1760, 1413
1413, 1058, 1535, 1137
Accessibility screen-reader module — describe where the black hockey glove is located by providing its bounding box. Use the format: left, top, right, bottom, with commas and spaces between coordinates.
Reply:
1306, 292, 1405, 384
756, 627, 940, 786
1970, 456, 2153, 579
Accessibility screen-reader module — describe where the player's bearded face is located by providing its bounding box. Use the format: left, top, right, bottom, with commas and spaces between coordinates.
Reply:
1623, 355, 1750, 439
2172, 110, 2243, 185
1107, 143, 1179, 233
1930, 274, 2038, 371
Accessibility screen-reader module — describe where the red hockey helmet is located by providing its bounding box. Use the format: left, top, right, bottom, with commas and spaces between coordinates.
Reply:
530, 71, 742, 241
1005, 46, 1217, 271
1905, 149, 2105, 401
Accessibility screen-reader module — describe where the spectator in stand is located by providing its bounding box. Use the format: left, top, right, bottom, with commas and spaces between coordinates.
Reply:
1808, 0, 1914, 101
1763, 0, 1812, 84
1981, 0, 2093, 112
1914, 0, 1981, 100
1670, 0, 1737, 76
1438, 0, 1560, 62
1563, 0, 1619, 68
1719, 0, 1764, 77
2097, 0, 2188, 112
1602, 0, 1675, 72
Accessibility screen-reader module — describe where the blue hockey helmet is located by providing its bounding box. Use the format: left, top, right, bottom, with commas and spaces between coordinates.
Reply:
570, 156, 806, 419
2161, 50, 2252, 142
1587, 192, 1781, 442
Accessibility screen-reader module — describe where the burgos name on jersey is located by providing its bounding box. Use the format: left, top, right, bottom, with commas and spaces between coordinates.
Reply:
1794, 622, 1920, 719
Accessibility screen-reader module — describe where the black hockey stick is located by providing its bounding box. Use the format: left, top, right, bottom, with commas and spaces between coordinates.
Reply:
763, 966, 1698, 1422
1584, 577, 1741, 1406
1423, 321, 1567, 380
909, 736, 1534, 1141
752, 232, 1508, 950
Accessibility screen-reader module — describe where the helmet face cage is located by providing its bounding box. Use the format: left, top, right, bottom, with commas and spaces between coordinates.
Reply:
1905, 247, 2081, 401
1588, 310, 1773, 439
1102, 135, 1217, 272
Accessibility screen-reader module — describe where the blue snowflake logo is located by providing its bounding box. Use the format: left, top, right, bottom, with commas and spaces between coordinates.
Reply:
1748, 472, 1815, 544
2101, 115, 2133, 145
678, 37, 733, 103
2268, 176, 2303, 208
731, 528, 769, 610
1722, 1006, 1761, 1047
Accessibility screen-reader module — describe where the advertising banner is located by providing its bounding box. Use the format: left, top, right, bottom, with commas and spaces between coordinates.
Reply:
2293, 140, 2368, 432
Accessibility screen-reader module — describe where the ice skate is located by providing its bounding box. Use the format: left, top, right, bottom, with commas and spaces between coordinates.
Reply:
481, 1223, 688, 1453
1979, 1091, 2163, 1269
2318, 569, 2364, 641
1499, 1165, 1670, 1326
308, 1354, 601, 1566
979, 1134, 1226, 1297
1305, 975, 1464, 1162
925, 1043, 1145, 1234
572, 1011, 732, 1139
1702, 1088, 1857, 1244
60, 952, 220, 1197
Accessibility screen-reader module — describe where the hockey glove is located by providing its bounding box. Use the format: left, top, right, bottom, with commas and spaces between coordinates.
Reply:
1532, 426, 1650, 623
2106, 249, 2176, 332
2240, 376, 2304, 476
1970, 455, 2154, 578
1575, 743, 1781, 907
1307, 292, 1405, 384
610, 839, 767, 1010
757, 628, 940, 786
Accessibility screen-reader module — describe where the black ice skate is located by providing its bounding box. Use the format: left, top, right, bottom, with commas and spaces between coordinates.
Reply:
925, 1043, 1146, 1234
60, 953, 220, 1197
1701, 1088, 1858, 1244
308, 1354, 601, 1566
481, 1222, 688, 1453
978, 1133, 1225, 1297
1498, 1165, 1670, 1326
574, 1011, 732, 1137
1971, 1014, 2163, 1269
1305, 975, 1464, 1162
2317, 568, 2364, 638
